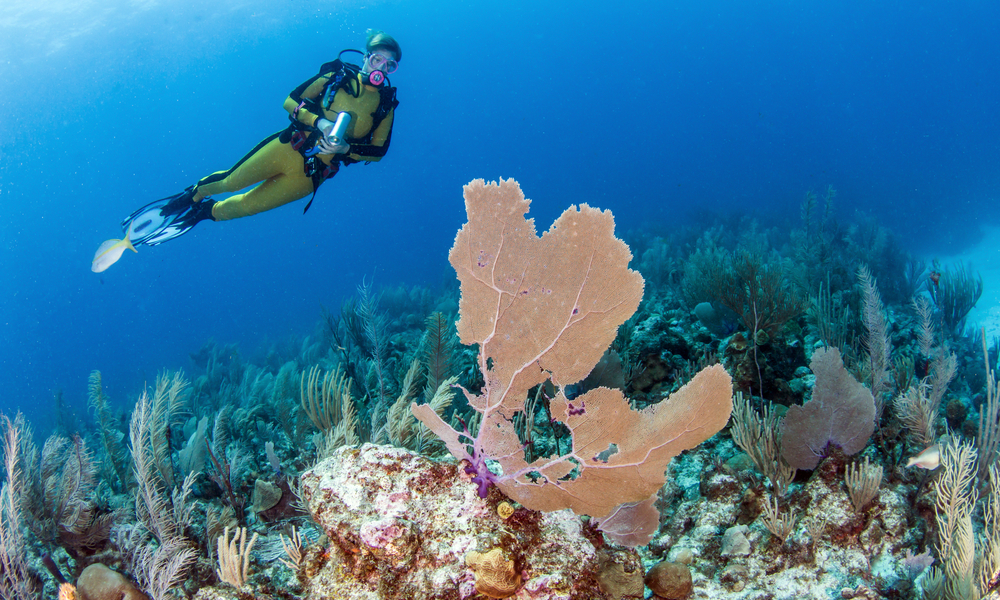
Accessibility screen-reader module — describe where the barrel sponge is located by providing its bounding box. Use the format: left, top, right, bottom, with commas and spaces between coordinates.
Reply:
76, 564, 149, 600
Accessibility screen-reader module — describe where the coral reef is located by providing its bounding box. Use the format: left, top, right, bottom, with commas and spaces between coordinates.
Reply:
3, 182, 999, 600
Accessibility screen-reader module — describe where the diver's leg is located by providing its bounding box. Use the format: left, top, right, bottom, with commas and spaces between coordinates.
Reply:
193, 133, 284, 201
211, 171, 315, 221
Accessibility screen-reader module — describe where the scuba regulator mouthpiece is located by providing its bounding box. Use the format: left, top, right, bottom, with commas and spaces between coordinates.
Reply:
329, 112, 352, 144
367, 70, 385, 86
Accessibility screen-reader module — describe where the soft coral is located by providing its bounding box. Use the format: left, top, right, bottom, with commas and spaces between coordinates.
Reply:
412, 178, 734, 545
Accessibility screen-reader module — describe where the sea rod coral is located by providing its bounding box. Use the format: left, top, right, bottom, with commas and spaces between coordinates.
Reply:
411, 178, 733, 542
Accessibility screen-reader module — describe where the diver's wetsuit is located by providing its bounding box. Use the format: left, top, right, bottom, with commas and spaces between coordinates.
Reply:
193, 69, 396, 221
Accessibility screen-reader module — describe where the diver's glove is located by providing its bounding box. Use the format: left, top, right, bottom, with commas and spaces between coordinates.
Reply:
314, 118, 350, 155
315, 118, 335, 137
315, 137, 350, 156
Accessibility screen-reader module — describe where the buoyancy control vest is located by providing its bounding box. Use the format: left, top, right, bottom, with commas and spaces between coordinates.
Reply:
282, 52, 400, 212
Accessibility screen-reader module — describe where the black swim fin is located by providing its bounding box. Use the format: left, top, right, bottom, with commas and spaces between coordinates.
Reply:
121, 186, 216, 246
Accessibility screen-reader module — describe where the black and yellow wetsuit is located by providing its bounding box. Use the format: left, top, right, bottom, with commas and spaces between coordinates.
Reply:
193, 65, 397, 221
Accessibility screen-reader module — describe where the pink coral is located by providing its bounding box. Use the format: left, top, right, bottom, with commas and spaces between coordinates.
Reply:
412, 178, 733, 543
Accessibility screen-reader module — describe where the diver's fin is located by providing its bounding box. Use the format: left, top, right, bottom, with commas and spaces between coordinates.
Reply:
121, 186, 216, 247
172, 196, 217, 231
159, 185, 198, 217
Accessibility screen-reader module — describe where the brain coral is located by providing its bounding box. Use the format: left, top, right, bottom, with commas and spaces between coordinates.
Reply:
465, 547, 521, 598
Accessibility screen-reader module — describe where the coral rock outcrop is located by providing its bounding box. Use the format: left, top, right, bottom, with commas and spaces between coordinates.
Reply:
299, 443, 635, 599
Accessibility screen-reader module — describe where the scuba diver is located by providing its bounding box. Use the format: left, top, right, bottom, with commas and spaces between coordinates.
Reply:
93, 30, 401, 272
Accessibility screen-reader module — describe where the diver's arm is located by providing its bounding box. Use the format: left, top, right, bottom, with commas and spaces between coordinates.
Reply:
346, 108, 395, 162
283, 74, 330, 128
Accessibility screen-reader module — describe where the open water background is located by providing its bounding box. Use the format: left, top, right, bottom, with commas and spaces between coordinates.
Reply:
0, 0, 997, 428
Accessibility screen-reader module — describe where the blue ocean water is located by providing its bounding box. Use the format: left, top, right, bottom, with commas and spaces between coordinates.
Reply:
0, 0, 997, 430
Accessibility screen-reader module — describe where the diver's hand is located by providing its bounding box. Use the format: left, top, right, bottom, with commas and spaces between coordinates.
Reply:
315, 137, 350, 155
313, 118, 349, 154
315, 118, 335, 137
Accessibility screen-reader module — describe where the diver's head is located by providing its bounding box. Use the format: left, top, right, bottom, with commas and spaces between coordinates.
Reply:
362, 29, 401, 86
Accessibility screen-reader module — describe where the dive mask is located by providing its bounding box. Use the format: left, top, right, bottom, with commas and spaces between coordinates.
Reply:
332, 48, 396, 89
363, 51, 397, 86
365, 52, 398, 74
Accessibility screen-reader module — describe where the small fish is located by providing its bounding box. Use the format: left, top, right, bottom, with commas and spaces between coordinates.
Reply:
905, 444, 940, 470
91, 234, 137, 273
